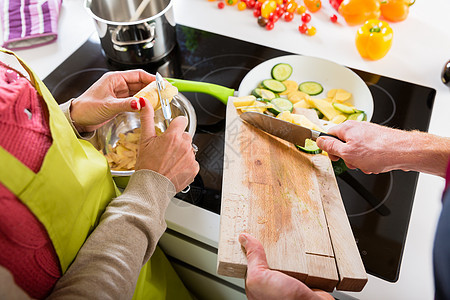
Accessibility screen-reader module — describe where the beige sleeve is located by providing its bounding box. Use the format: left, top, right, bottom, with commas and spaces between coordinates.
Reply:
59, 99, 96, 140
47, 170, 176, 299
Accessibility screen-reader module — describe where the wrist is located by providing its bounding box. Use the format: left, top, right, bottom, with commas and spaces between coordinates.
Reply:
393, 130, 450, 177
69, 98, 87, 133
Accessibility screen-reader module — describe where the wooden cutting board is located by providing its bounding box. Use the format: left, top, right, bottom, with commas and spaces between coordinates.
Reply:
217, 99, 368, 292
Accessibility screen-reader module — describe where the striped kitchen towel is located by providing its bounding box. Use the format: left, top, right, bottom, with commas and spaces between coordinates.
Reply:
1, 0, 62, 50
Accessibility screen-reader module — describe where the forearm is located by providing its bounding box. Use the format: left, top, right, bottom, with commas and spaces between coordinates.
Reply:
48, 170, 176, 299
391, 130, 450, 178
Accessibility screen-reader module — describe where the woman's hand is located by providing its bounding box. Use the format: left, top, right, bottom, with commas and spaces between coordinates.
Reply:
135, 98, 200, 192
70, 70, 155, 132
239, 233, 334, 300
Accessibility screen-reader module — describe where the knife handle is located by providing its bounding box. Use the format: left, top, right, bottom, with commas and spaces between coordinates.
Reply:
317, 131, 345, 143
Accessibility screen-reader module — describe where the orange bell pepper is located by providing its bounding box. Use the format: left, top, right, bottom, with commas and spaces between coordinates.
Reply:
355, 19, 393, 60
338, 0, 381, 26
380, 0, 415, 22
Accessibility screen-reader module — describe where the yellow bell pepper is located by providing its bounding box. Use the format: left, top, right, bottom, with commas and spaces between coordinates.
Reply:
338, 0, 381, 26
355, 19, 393, 60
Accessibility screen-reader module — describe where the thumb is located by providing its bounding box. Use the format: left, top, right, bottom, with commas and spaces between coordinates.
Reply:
239, 233, 269, 271
164, 116, 188, 136
139, 97, 156, 140
316, 136, 345, 158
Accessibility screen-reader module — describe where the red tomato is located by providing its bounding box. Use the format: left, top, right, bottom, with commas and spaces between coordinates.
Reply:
284, 11, 294, 21
247, 0, 256, 8
330, 14, 338, 22
269, 12, 280, 22
218, 2, 225, 8
255, 1, 262, 9
301, 12, 311, 23
266, 21, 275, 30
253, 8, 261, 17
298, 23, 308, 33
275, 6, 285, 16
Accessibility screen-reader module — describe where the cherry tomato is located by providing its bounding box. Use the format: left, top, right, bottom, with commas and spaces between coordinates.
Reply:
218, 1, 225, 8
307, 26, 317, 36
304, 0, 321, 12
246, 0, 256, 8
269, 12, 279, 22
261, 0, 277, 18
297, 5, 306, 14
275, 6, 285, 16
255, 1, 262, 9
257, 16, 269, 26
253, 8, 261, 17
238, 1, 247, 10
266, 21, 275, 30
227, 0, 238, 5
298, 23, 308, 33
275, 0, 283, 4
285, 1, 298, 13
284, 11, 294, 21
330, 14, 338, 23
301, 13, 311, 23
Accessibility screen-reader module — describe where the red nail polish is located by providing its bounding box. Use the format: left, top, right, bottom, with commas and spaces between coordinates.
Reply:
130, 100, 138, 110
139, 97, 146, 108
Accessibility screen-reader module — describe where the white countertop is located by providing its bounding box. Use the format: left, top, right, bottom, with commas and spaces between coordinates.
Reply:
3, 0, 450, 299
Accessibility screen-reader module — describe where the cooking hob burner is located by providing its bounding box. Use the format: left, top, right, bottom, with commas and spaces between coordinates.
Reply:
367, 84, 396, 125
338, 170, 393, 217
50, 68, 109, 104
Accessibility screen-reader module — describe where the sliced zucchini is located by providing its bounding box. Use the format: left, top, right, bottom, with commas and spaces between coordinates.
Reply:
299, 81, 323, 96
347, 112, 367, 121
252, 88, 276, 101
296, 139, 322, 154
332, 102, 356, 114
271, 63, 293, 81
267, 97, 294, 115
262, 79, 287, 93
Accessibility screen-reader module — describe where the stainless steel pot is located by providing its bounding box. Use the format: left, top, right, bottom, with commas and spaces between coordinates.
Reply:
84, 0, 176, 65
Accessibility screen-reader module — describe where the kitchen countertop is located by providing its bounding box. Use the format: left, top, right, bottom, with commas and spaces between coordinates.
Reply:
3, 0, 450, 299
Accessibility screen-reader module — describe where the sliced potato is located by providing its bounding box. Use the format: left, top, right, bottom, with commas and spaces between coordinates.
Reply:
232, 95, 257, 108
287, 90, 309, 104
306, 98, 340, 121
290, 114, 322, 131
330, 114, 347, 124
279, 80, 299, 95
293, 99, 311, 109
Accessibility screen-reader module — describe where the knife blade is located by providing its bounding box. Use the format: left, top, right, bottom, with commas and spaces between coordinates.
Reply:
155, 72, 172, 129
240, 111, 342, 146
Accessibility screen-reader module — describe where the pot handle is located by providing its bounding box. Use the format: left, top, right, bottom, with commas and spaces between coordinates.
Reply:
111, 22, 156, 47
167, 78, 236, 105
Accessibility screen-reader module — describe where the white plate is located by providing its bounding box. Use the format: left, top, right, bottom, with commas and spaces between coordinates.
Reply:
237, 55, 374, 124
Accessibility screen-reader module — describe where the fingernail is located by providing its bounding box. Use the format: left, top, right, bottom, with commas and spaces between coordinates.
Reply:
238, 234, 248, 247
139, 97, 146, 108
130, 100, 138, 110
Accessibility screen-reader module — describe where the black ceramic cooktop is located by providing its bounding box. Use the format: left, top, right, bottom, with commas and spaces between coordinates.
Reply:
43, 25, 435, 283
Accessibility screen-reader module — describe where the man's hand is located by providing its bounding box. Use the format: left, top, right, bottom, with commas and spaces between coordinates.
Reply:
135, 98, 199, 192
239, 233, 334, 300
70, 70, 154, 132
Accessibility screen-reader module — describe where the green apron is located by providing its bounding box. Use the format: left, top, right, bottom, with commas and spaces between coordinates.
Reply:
0, 49, 191, 300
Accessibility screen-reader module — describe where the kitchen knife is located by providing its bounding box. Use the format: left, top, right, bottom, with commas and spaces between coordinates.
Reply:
240, 111, 343, 146
155, 72, 172, 129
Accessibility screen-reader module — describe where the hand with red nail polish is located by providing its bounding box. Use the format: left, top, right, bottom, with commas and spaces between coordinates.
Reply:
69, 70, 155, 133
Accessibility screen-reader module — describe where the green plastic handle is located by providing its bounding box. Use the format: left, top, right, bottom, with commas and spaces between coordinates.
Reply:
167, 78, 235, 105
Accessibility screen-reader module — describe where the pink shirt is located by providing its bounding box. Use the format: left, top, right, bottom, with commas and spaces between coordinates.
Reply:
0, 62, 61, 299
